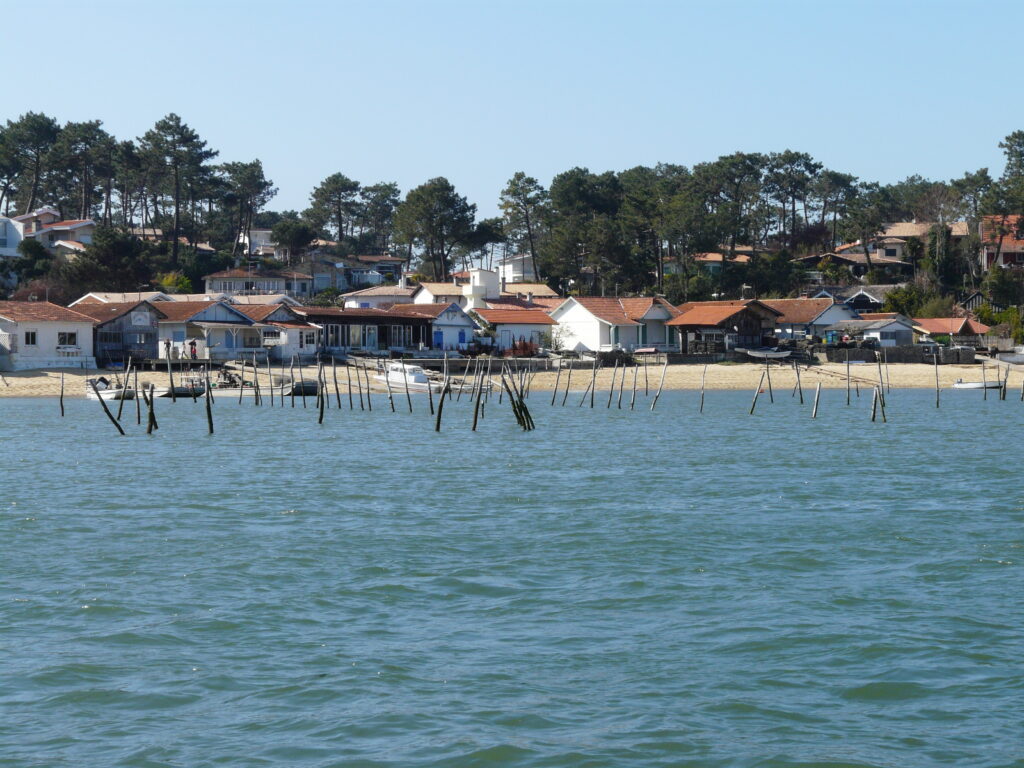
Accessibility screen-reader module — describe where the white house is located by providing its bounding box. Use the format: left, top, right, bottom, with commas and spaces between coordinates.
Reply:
204, 268, 314, 299
824, 318, 915, 347
496, 253, 538, 283
413, 281, 467, 306
1, 207, 96, 262
0, 301, 96, 370
760, 298, 861, 340
472, 308, 556, 350
547, 297, 678, 352
413, 269, 561, 310
232, 304, 320, 362
390, 302, 479, 350
154, 300, 265, 361
71, 291, 173, 306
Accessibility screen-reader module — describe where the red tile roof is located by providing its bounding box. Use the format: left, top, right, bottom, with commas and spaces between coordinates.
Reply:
618, 297, 680, 321
473, 308, 555, 325
501, 282, 560, 297
759, 298, 834, 325
571, 297, 641, 326
667, 299, 781, 327
41, 219, 92, 230
914, 317, 990, 335
152, 301, 247, 322
981, 214, 1024, 250
204, 268, 311, 280
0, 301, 96, 323
693, 252, 751, 264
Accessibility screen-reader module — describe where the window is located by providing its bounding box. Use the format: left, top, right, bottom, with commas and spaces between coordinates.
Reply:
884, 248, 897, 258
24, 330, 37, 346
303, 331, 317, 346
349, 324, 362, 347
262, 329, 281, 341
57, 332, 77, 346
244, 281, 255, 291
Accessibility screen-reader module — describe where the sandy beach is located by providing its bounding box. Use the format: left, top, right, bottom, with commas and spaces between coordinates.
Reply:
0, 361, 1010, 398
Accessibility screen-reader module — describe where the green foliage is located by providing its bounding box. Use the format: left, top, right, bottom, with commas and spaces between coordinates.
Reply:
156, 271, 192, 294
271, 218, 316, 262
307, 288, 341, 307
393, 177, 477, 278
11, 238, 55, 282
882, 283, 935, 316
983, 267, 1024, 307
57, 227, 154, 293
916, 295, 954, 318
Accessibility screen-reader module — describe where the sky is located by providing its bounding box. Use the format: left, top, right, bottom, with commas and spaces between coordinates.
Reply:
6, 0, 1023, 218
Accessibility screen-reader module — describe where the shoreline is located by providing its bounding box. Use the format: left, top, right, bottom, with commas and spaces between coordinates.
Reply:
0, 362, 1010, 398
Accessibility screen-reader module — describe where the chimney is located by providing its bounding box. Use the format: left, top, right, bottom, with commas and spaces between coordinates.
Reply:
500, 276, 506, 293
399, 275, 407, 289
527, 292, 533, 306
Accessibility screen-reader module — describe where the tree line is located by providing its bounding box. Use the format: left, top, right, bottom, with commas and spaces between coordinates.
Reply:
4, 111, 1024, 309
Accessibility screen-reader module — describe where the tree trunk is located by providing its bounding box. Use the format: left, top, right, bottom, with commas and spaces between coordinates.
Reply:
171, 162, 181, 266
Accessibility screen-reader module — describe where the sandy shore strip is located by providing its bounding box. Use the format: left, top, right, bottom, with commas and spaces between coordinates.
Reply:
0, 361, 1013, 398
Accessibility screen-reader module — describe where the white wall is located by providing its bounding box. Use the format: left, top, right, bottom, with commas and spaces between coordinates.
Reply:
0, 319, 95, 370
494, 323, 552, 348
549, 300, 603, 352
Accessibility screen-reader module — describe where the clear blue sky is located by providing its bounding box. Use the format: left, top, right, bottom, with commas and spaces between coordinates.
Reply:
6, 0, 1022, 217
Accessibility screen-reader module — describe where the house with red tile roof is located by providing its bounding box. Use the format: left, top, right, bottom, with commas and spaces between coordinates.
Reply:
0, 300, 97, 370
980, 214, 1024, 271
0, 207, 96, 261
547, 297, 679, 352
913, 317, 990, 338
69, 300, 165, 365
666, 300, 781, 353
231, 303, 320, 361
759, 298, 859, 340
154, 300, 267, 362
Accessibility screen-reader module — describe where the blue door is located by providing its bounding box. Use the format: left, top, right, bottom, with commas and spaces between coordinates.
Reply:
224, 332, 235, 349
458, 330, 466, 345
433, 330, 444, 348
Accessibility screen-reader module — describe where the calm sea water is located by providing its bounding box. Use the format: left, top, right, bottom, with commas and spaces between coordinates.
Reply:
1, 388, 1021, 768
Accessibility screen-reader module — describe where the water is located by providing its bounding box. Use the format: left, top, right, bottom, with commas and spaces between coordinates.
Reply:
1, 390, 1021, 767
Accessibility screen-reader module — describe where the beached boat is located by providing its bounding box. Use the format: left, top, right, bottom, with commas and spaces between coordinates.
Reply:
738, 348, 791, 360
952, 379, 1002, 390
374, 362, 444, 393
84, 376, 135, 400
154, 375, 207, 398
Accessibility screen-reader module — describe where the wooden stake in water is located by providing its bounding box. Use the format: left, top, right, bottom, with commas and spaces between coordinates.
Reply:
561, 361, 573, 407
166, 355, 177, 403
650, 358, 668, 411
870, 386, 879, 422
794, 361, 803, 405
471, 373, 484, 431
589, 356, 598, 408
332, 357, 341, 408
750, 370, 766, 415
630, 360, 638, 410
290, 357, 296, 408
402, 359, 413, 413
134, 366, 141, 425
551, 363, 562, 406
617, 361, 626, 409
383, 360, 395, 412
298, 362, 308, 408
90, 380, 126, 435
117, 362, 131, 421
982, 362, 988, 401
846, 350, 851, 406
362, 364, 373, 411
204, 367, 214, 434
876, 354, 885, 408
934, 351, 940, 408
812, 382, 821, 419
345, 361, 354, 410
699, 363, 707, 413
59, 370, 65, 417
606, 359, 619, 408
434, 381, 450, 432
267, 355, 274, 407
764, 358, 774, 403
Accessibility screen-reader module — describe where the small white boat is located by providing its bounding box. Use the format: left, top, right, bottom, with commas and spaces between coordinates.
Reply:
374, 362, 443, 393
85, 376, 135, 400
952, 379, 1002, 390
738, 348, 791, 360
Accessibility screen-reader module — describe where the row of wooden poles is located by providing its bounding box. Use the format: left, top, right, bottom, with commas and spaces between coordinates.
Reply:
71, 347, 1021, 436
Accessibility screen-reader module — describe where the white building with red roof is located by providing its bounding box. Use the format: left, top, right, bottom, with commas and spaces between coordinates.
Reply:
0, 300, 97, 370
0, 207, 97, 261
